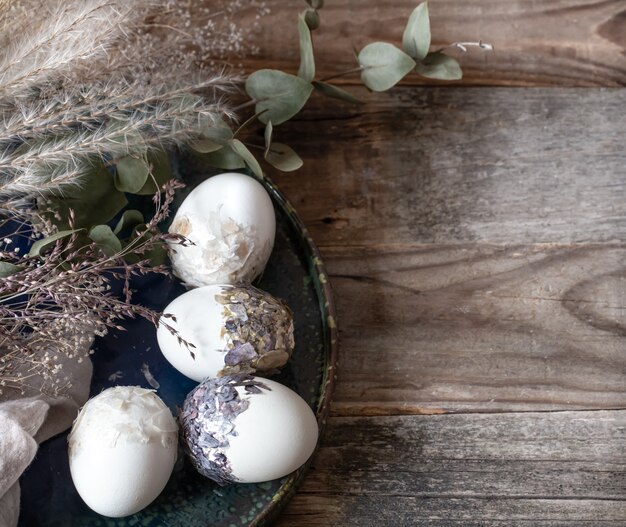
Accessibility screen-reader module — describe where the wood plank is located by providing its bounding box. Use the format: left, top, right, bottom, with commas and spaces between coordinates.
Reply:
243, 0, 626, 87
323, 243, 626, 414
277, 410, 626, 526
269, 87, 626, 246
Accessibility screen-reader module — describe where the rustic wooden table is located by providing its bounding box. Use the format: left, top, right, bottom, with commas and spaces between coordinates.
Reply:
246, 1, 626, 524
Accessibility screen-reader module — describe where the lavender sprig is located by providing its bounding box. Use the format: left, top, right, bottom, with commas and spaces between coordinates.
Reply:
0, 179, 186, 396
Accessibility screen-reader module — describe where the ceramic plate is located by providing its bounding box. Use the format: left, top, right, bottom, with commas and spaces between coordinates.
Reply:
18, 169, 338, 527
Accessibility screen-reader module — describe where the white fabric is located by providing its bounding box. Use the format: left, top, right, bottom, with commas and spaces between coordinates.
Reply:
0, 336, 93, 527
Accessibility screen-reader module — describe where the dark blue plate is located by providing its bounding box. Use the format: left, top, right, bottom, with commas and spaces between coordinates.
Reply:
18, 169, 338, 527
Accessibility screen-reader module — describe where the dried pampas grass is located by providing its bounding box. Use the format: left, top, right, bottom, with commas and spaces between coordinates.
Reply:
0, 0, 258, 208
0, 0, 147, 102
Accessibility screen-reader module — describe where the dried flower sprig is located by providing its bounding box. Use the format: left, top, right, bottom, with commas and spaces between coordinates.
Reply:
0, 0, 253, 212
0, 89, 233, 206
0, 179, 186, 396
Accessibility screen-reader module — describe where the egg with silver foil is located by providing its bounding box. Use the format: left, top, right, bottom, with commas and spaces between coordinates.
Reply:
67, 386, 178, 518
167, 172, 275, 287
179, 375, 318, 484
157, 284, 294, 382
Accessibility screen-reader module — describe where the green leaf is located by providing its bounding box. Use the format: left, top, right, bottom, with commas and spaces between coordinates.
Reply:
189, 138, 223, 153
304, 8, 320, 30
358, 42, 416, 91
200, 116, 233, 144
137, 149, 173, 195
89, 225, 122, 257
115, 155, 150, 193
114, 209, 144, 235
245, 70, 314, 125
313, 81, 362, 104
264, 121, 273, 158
0, 261, 22, 277
230, 139, 263, 179
265, 143, 303, 172
298, 13, 315, 81
402, 2, 431, 60
202, 145, 246, 170
306, 0, 324, 8
415, 52, 462, 80
41, 163, 128, 230
29, 229, 80, 257
235, 110, 269, 136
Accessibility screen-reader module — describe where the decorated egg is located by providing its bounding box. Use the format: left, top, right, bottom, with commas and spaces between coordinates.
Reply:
157, 284, 294, 382
179, 375, 318, 484
167, 172, 275, 287
68, 386, 178, 517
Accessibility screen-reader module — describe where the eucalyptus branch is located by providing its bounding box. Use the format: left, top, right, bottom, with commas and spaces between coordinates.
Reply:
319, 66, 364, 83
442, 41, 494, 53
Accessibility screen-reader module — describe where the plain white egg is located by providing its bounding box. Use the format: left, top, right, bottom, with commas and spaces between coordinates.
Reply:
168, 172, 276, 287
157, 284, 294, 382
179, 376, 318, 484
68, 386, 178, 518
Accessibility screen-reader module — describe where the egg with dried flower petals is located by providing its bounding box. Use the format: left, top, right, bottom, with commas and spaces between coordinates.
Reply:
179, 375, 318, 484
167, 172, 275, 287
68, 386, 178, 518
157, 284, 294, 382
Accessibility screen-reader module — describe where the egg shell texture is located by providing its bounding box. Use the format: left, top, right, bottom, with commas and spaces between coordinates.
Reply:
157, 285, 228, 382
179, 375, 318, 485
227, 378, 318, 483
168, 172, 276, 287
157, 284, 294, 382
68, 386, 178, 518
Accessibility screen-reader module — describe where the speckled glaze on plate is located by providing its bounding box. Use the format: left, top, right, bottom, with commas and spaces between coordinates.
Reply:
18, 170, 338, 527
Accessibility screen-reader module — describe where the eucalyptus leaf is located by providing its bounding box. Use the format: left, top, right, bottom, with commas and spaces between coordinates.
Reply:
358, 42, 415, 92
230, 139, 263, 179
235, 110, 269, 136
402, 2, 431, 60
114, 209, 144, 235
304, 8, 320, 30
415, 52, 462, 80
89, 225, 122, 257
245, 70, 313, 125
189, 138, 223, 153
298, 13, 315, 81
266, 143, 303, 172
40, 163, 127, 230
202, 144, 246, 169
200, 116, 233, 144
264, 121, 273, 158
115, 155, 150, 193
313, 81, 362, 104
0, 261, 22, 277
29, 229, 80, 257
138, 150, 172, 195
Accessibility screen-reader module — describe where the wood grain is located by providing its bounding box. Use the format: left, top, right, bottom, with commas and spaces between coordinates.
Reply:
277, 410, 626, 525
268, 87, 626, 246
323, 243, 626, 414
267, 86, 626, 522
244, 0, 626, 86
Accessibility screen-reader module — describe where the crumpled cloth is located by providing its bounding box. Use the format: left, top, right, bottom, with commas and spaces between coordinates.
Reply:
0, 336, 93, 527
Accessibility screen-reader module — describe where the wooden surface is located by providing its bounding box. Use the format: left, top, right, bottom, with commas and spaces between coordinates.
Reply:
240, 1, 626, 525
269, 85, 626, 522
249, 0, 626, 86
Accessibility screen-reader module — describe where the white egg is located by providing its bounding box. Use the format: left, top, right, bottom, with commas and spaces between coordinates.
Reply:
168, 172, 276, 287
68, 386, 178, 518
157, 284, 294, 382
179, 375, 318, 484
